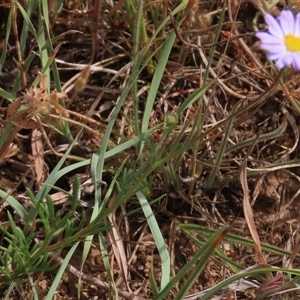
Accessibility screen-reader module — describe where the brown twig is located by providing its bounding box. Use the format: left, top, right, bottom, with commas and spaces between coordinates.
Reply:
34, 238, 147, 300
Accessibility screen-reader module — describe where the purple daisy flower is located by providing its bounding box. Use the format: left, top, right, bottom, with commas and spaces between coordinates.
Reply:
256, 10, 300, 71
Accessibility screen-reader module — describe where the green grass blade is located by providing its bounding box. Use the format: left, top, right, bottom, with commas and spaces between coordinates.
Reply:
0, 190, 30, 224
0, 9, 12, 73
19, 1, 35, 54
46, 242, 80, 299
141, 29, 176, 135
0, 88, 15, 102
206, 102, 239, 187
155, 225, 229, 299
136, 191, 170, 290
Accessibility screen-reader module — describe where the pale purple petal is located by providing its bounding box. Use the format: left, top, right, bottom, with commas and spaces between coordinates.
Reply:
291, 53, 300, 71
274, 57, 286, 70
265, 14, 284, 39
260, 43, 285, 53
255, 31, 272, 40
294, 13, 300, 36
268, 54, 284, 63
259, 40, 285, 49
282, 52, 294, 67
256, 32, 283, 44
277, 10, 295, 35
256, 10, 300, 72
268, 50, 288, 60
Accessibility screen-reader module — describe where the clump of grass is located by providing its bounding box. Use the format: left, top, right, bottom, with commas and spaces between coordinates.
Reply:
1, 0, 300, 299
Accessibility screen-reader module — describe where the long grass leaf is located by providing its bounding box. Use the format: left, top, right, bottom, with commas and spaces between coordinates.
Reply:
137, 191, 170, 290
46, 242, 80, 299
0, 190, 30, 224
0, 9, 12, 73
155, 225, 229, 299
141, 30, 176, 134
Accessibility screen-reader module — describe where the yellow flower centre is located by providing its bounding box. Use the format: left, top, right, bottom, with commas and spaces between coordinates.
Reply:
285, 34, 300, 52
